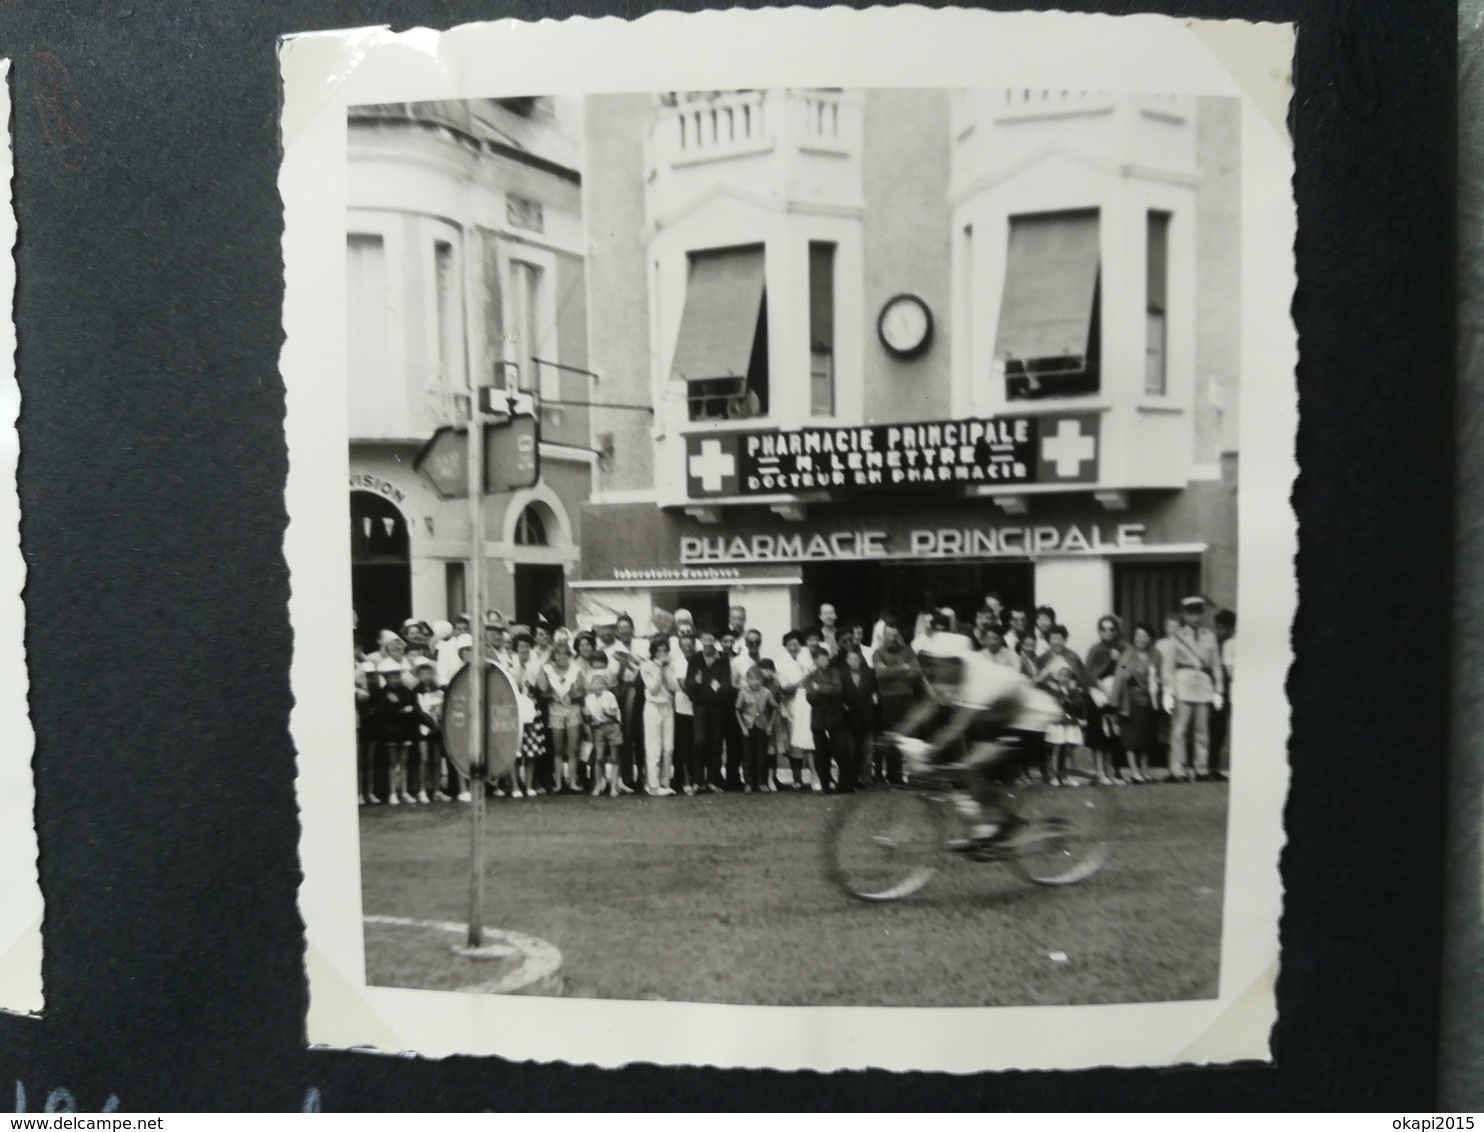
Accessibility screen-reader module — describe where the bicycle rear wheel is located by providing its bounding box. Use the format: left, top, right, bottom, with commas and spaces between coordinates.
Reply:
825, 787, 947, 902
1004, 769, 1114, 886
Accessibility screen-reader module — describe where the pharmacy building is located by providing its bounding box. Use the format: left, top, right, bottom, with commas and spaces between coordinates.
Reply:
569, 88, 1241, 655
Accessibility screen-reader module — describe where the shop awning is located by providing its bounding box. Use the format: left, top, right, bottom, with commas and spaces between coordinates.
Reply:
670, 247, 766, 382
994, 210, 1101, 364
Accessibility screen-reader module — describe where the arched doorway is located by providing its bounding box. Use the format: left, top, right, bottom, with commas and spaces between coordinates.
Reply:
350, 490, 411, 649
512, 501, 565, 629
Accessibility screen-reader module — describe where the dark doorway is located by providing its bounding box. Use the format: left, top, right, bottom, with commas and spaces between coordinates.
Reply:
800, 561, 880, 629
515, 563, 565, 630
1113, 559, 1201, 636
801, 560, 1035, 632
877, 561, 1035, 627
350, 491, 411, 650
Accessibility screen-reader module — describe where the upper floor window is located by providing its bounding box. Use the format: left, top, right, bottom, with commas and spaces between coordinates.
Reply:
434, 239, 459, 386
514, 504, 548, 547
809, 242, 836, 416
671, 245, 769, 422
996, 209, 1101, 400
1145, 211, 1170, 396
508, 258, 545, 394
346, 233, 388, 388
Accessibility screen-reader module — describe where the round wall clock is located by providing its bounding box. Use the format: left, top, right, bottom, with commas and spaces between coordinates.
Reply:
877, 293, 934, 360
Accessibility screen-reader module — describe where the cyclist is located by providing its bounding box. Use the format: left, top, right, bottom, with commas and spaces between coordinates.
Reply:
886, 628, 1061, 850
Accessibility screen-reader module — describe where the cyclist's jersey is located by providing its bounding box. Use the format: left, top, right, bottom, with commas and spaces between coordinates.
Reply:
942, 650, 1062, 733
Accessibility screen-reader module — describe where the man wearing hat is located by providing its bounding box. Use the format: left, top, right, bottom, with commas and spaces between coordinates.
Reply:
1160, 596, 1226, 782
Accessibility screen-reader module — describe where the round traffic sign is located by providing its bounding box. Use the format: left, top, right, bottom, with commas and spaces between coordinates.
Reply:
441, 662, 522, 781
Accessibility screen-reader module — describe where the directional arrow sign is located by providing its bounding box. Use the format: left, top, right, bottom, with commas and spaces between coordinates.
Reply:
413, 426, 470, 500
486, 412, 541, 493
415, 415, 542, 500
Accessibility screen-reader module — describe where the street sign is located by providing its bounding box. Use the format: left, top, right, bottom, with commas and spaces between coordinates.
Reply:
486, 412, 540, 493
414, 426, 469, 500
414, 414, 542, 499
441, 661, 522, 781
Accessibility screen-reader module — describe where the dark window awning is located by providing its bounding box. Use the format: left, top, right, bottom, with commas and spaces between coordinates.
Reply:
670, 246, 766, 383
994, 210, 1101, 365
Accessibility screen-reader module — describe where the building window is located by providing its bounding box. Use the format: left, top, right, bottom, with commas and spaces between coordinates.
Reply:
445, 561, 467, 621
809, 242, 835, 416
1146, 211, 1170, 396
514, 505, 548, 547
434, 239, 459, 386
670, 245, 769, 422
509, 259, 544, 394
346, 234, 387, 390
996, 209, 1101, 400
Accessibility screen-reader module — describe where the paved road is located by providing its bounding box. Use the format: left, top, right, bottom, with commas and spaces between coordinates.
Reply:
360, 782, 1227, 1008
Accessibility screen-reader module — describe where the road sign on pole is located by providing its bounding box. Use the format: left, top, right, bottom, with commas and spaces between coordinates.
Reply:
414, 413, 542, 501
486, 412, 540, 493
441, 661, 523, 782
413, 426, 470, 500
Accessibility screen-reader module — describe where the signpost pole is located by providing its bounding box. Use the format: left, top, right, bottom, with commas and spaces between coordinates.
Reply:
463, 236, 487, 952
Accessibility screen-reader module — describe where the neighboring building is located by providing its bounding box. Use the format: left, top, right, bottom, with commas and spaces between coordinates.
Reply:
576, 88, 1240, 653
345, 98, 593, 644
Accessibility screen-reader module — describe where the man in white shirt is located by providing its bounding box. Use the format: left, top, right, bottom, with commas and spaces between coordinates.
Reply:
732, 628, 765, 685
616, 613, 649, 661
818, 603, 840, 655
727, 605, 749, 654
436, 615, 473, 688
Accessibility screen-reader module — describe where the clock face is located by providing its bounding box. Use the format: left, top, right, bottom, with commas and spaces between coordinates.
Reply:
879, 294, 932, 358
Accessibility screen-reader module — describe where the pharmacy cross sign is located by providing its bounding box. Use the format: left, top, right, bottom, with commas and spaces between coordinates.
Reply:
1036, 415, 1100, 483
686, 435, 739, 495
682, 412, 1100, 499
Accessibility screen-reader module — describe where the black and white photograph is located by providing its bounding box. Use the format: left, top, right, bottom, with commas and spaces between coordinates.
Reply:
285, 8, 1295, 1072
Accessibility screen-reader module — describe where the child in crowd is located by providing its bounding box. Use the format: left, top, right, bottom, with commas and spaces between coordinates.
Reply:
376, 657, 419, 804
614, 650, 646, 793
585, 669, 625, 797
1043, 666, 1089, 787
759, 658, 790, 792
735, 664, 778, 794
413, 660, 445, 802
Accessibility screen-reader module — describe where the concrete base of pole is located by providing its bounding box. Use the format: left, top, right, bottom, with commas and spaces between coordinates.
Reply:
363, 916, 565, 997
453, 928, 565, 997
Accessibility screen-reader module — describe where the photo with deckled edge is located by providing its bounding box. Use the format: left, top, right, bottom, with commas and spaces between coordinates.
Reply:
283, 8, 1295, 1072
0, 59, 45, 1019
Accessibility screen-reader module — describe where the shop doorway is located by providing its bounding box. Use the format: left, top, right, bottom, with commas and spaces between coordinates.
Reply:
514, 564, 565, 630
1113, 559, 1201, 635
350, 490, 411, 650
801, 560, 1035, 631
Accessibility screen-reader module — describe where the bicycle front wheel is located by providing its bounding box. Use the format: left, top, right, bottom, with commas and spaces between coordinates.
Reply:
825, 787, 946, 902
1004, 770, 1115, 886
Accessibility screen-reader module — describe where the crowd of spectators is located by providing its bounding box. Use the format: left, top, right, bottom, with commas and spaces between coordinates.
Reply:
352, 594, 1236, 803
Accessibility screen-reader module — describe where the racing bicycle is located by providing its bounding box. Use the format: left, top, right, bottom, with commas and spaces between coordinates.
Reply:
824, 735, 1116, 902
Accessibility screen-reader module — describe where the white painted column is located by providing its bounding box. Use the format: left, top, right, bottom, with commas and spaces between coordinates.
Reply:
1033, 558, 1113, 657
730, 585, 794, 658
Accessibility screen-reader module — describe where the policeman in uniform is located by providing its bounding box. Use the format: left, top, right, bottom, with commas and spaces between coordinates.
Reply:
1160, 596, 1226, 782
